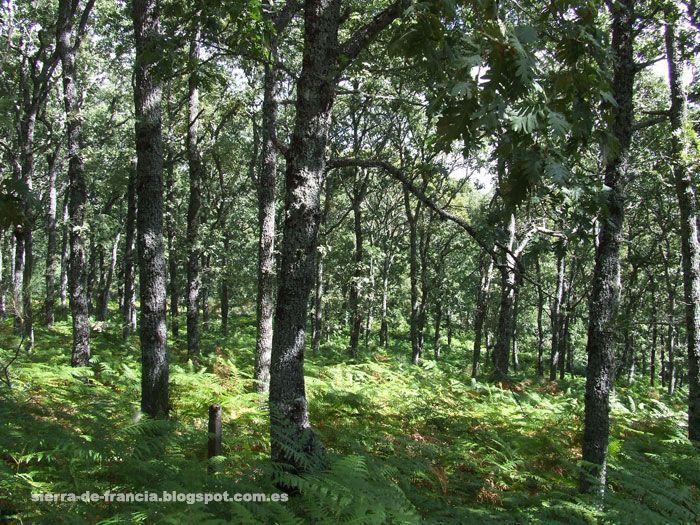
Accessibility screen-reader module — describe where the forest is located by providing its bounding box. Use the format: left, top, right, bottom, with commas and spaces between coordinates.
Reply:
0, 0, 699, 522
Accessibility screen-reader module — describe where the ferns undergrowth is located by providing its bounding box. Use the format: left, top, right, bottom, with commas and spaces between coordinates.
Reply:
0, 310, 697, 523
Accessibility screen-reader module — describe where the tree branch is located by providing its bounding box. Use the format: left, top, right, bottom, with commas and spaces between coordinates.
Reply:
336, 0, 410, 74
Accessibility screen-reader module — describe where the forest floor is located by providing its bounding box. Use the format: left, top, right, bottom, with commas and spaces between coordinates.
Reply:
0, 311, 698, 524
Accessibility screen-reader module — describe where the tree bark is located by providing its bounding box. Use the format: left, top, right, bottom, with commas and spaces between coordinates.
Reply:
132, 0, 169, 418
580, 0, 634, 495
493, 213, 517, 379
96, 232, 120, 321
665, 7, 700, 440
122, 166, 137, 338
44, 146, 62, 326
550, 242, 566, 380
56, 0, 94, 366
535, 257, 545, 377
59, 193, 69, 308
472, 250, 494, 378
185, 19, 203, 359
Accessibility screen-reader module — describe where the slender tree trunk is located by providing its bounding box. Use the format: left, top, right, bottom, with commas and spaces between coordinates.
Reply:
220, 235, 229, 336
434, 298, 443, 360
96, 232, 120, 321
44, 146, 61, 326
0, 231, 5, 319
404, 188, 422, 364
348, 189, 365, 359
185, 20, 203, 359
132, 0, 169, 418
379, 253, 391, 349
665, 9, 700, 440
472, 250, 494, 378
59, 194, 69, 308
535, 257, 545, 377
122, 166, 137, 338
580, 0, 634, 495
165, 155, 179, 339
312, 247, 324, 355
550, 243, 566, 380
56, 0, 94, 366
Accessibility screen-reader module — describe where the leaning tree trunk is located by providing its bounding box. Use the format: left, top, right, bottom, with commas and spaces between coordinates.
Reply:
132, 0, 169, 418
44, 146, 61, 326
580, 0, 634, 496
56, 0, 94, 366
665, 8, 700, 441
185, 20, 203, 359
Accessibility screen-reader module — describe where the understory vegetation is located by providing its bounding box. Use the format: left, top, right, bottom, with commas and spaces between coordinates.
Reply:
1, 313, 697, 524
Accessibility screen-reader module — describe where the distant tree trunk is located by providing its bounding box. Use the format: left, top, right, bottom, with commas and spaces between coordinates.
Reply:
12, 226, 24, 332
404, 188, 422, 364
550, 243, 566, 380
580, 0, 634, 495
56, 0, 94, 366
472, 250, 494, 378
434, 297, 443, 360
650, 277, 657, 386
185, 20, 203, 359
312, 247, 324, 355
665, 8, 700, 440
122, 166, 137, 338
348, 179, 366, 359
379, 253, 392, 349
535, 257, 545, 377
132, 0, 169, 418
220, 236, 229, 336
59, 194, 69, 307
201, 253, 210, 331
511, 285, 520, 370
446, 308, 453, 350
44, 146, 62, 326
96, 232, 120, 321
165, 156, 179, 339
0, 232, 5, 319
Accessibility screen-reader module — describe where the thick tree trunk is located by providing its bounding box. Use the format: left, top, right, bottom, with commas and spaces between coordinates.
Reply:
665, 10, 700, 440
472, 251, 494, 378
122, 166, 137, 338
44, 146, 61, 326
185, 21, 203, 359
56, 0, 93, 366
269, 0, 345, 470
132, 0, 169, 418
580, 0, 634, 495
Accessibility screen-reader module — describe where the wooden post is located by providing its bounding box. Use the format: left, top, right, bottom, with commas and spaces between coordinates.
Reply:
208, 404, 222, 473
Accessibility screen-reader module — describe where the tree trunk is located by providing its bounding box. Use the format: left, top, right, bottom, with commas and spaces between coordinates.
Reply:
96, 232, 120, 321
665, 8, 700, 440
404, 188, 422, 364
44, 146, 61, 326
535, 257, 545, 377
185, 20, 203, 359
132, 0, 169, 418
472, 250, 494, 378
56, 0, 93, 366
122, 166, 137, 338
550, 243, 566, 380
59, 193, 69, 308
493, 213, 517, 379
379, 253, 391, 349
348, 189, 365, 359
580, 0, 634, 495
